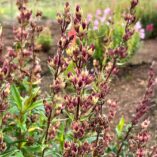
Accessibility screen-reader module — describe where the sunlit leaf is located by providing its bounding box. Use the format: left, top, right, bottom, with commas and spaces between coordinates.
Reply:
116, 116, 125, 138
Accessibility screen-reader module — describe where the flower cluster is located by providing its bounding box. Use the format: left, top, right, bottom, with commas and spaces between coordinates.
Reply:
87, 1, 145, 63
87, 8, 112, 30
128, 119, 152, 157
133, 66, 155, 124
2, 0, 43, 84
87, 7, 145, 40
48, 122, 60, 140
146, 23, 154, 32
68, 69, 94, 90
116, 65, 156, 157
64, 141, 91, 156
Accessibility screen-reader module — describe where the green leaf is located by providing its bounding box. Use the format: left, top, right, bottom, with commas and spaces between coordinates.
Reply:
27, 99, 44, 112
0, 150, 16, 157
22, 145, 42, 154
64, 61, 75, 76
0, 149, 20, 157
10, 151, 24, 157
23, 95, 51, 113
106, 145, 117, 154
116, 116, 125, 138
86, 136, 97, 143
10, 84, 23, 111
44, 148, 62, 157
63, 110, 74, 121
56, 123, 65, 150
28, 126, 42, 132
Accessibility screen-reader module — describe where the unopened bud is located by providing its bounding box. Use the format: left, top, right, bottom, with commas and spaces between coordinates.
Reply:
88, 44, 95, 56
64, 2, 70, 13
131, 0, 138, 9
56, 13, 63, 24
36, 11, 42, 17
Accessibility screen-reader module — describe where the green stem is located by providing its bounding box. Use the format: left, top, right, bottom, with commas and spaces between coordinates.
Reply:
116, 125, 133, 157
76, 95, 80, 120
18, 111, 24, 149
0, 113, 3, 130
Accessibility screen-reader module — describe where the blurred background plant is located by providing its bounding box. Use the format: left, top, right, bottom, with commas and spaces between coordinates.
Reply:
36, 27, 53, 52
87, 8, 144, 64
1, 0, 157, 20
140, 11, 157, 39
1, 0, 156, 39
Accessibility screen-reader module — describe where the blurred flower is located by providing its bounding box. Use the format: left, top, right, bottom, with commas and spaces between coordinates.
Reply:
68, 28, 77, 45
93, 20, 99, 30
137, 131, 150, 143
134, 21, 145, 39
87, 14, 93, 23
134, 21, 142, 30
139, 29, 145, 39
136, 148, 145, 157
96, 9, 102, 16
146, 24, 154, 32
104, 8, 112, 16
100, 16, 106, 23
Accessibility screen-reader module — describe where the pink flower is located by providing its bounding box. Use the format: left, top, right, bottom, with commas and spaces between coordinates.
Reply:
96, 9, 102, 16
146, 24, 154, 32
68, 28, 77, 45
104, 8, 112, 16
93, 20, 99, 30
136, 148, 145, 157
134, 21, 145, 39
100, 16, 106, 23
94, 20, 99, 26
87, 14, 93, 23
135, 21, 142, 30
139, 29, 145, 39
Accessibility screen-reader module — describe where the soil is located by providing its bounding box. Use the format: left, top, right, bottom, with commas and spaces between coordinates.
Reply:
1, 20, 157, 143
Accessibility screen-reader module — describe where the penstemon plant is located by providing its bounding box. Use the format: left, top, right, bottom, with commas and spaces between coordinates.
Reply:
87, 6, 144, 64
0, 0, 157, 157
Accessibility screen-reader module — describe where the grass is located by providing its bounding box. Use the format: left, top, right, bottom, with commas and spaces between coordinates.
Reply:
0, 0, 157, 20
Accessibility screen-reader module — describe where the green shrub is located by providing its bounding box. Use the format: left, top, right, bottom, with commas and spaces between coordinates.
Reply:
36, 27, 53, 51
87, 8, 142, 65
140, 11, 157, 39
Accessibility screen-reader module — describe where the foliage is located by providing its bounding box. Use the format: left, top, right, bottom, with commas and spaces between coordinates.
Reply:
0, 0, 157, 157
140, 11, 157, 39
135, 0, 157, 39
87, 8, 143, 64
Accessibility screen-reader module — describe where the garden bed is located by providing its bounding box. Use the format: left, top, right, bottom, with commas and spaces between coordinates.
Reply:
1, 19, 157, 143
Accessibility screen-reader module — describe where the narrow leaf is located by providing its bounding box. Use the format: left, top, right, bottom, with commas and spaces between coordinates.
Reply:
116, 116, 125, 138
10, 84, 23, 111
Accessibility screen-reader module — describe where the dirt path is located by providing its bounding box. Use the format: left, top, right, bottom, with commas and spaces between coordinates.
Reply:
130, 39, 157, 65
